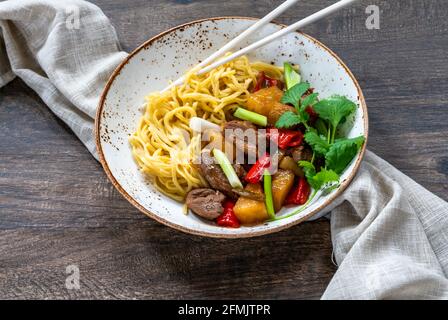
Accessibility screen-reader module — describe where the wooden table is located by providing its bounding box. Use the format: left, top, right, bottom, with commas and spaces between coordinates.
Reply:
0, 0, 447, 299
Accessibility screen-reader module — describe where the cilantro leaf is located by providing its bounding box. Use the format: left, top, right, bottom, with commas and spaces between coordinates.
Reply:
280, 82, 310, 109
304, 131, 330, 155
335, 135, 365, 149
284, 62, 301, 90
309, 169, 340, 191
275, 111, 305, 129
299, 161, 339, 190
315, 118, 328, 137
301, 93, 318, 110
298, 160, 316, 182
325, 136, 365, 174
313, 95, 357, 130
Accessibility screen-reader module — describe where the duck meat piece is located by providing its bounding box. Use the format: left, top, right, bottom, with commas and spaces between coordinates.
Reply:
232, 188, 265, 202
197, 150, 237, 198
223, 120, 265, 156
186, 188, 226, 220
288, 146, 313, 163
232, 163, 247, 181
224, 120, 257, 132
197, 150, 265, 201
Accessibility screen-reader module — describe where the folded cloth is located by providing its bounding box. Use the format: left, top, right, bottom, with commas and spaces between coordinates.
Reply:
1, 0, 447, 300
0, 0, 127, 157
321, 150, 448, 299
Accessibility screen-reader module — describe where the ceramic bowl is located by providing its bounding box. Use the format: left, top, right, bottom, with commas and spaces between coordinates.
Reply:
96, 17, 368, 238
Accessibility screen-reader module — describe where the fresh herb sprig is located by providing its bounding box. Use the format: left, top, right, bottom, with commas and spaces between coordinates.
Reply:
313, 95, 356, 144
275, 82, 318, 130
272, 74, 365, 221
275, 84, 364, 177
300, 94, 365, 180
325, 136, 365, 174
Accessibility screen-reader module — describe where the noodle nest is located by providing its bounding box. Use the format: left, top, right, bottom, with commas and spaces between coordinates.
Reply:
129, 55, 283, 201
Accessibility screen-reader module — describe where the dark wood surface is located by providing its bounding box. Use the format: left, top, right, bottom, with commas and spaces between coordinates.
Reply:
0, 0, 447, 299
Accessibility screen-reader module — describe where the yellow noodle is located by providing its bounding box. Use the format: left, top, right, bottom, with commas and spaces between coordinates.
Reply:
129, 55, 283, 201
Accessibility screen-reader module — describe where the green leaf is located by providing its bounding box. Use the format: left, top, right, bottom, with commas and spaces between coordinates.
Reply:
325, 136, 365, 174
313, 95, 357, 129
280, 82, 310, 109
284, 62, 301, 90
309, 169, 340, 191
304, 131, 330, 155
275, 111, 303, 129
298, 162, 339, 191
298, 161, 316, 182
301, 93, 318, 110
315, 118, 328, 137
336, 136, 365, 149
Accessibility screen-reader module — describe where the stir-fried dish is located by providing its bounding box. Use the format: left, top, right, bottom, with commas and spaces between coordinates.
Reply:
130, 55, 365, 228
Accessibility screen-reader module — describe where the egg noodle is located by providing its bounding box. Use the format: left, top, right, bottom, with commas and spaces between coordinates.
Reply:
129, 55, 283, 201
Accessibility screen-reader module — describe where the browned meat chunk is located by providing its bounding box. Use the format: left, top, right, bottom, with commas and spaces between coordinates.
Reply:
288, 146, 313, 163
224, 120, 257, 131
233, 163, 247, 181
223, 120, 265, 156
197, 150, 237, 198
196, 150, 265, 201
232, 188, 265, 202
186, 188, 226, 220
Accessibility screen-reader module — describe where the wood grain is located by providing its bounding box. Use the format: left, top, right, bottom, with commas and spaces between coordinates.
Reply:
0, 0, 447, 299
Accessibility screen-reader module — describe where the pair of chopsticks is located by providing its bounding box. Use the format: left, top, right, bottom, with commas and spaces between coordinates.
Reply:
163, 0, 358, 92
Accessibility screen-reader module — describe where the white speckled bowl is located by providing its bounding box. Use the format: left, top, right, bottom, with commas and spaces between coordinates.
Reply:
96, 17, 368, 238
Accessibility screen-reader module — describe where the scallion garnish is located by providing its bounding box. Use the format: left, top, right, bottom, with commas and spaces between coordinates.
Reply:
213, 149, 243, 189
284, 62, 301, 90
189, 117, 221, 132
234, 107, 267, 127
263, 170, 276, 219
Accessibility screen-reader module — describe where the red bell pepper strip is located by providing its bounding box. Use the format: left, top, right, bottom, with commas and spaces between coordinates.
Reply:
245, 153, 271, 184
267, 128, 303, 149
216, 200, 240, 228
223, 200, 235, 210
253, 72, 279, 92
287, 132, 304, 147
285, 178, 311, 205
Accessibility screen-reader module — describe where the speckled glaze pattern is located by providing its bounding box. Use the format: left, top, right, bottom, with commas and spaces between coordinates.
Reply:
96, 17, 368, 238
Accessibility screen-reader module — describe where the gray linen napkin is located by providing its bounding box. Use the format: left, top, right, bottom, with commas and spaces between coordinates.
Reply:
0, 0, 127, 157
322, 150, 448, 299
1, 0, 447, 300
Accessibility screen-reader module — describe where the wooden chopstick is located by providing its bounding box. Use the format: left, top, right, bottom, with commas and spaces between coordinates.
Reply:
162, 0, 300, 92
197, 0, 358, 76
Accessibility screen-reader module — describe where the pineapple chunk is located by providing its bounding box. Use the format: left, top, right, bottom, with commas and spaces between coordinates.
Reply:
272, 169, 295, 212
246, 86, 283, 116
233, 183, 268, 225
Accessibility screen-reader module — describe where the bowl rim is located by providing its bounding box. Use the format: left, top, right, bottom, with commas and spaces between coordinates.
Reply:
95, 16, 369, 238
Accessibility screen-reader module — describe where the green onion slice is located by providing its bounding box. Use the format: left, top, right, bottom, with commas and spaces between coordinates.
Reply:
263, 170, 276, 219
234, 107, 267, 127
213, 149, 243, 189
284, 62, 301, 90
